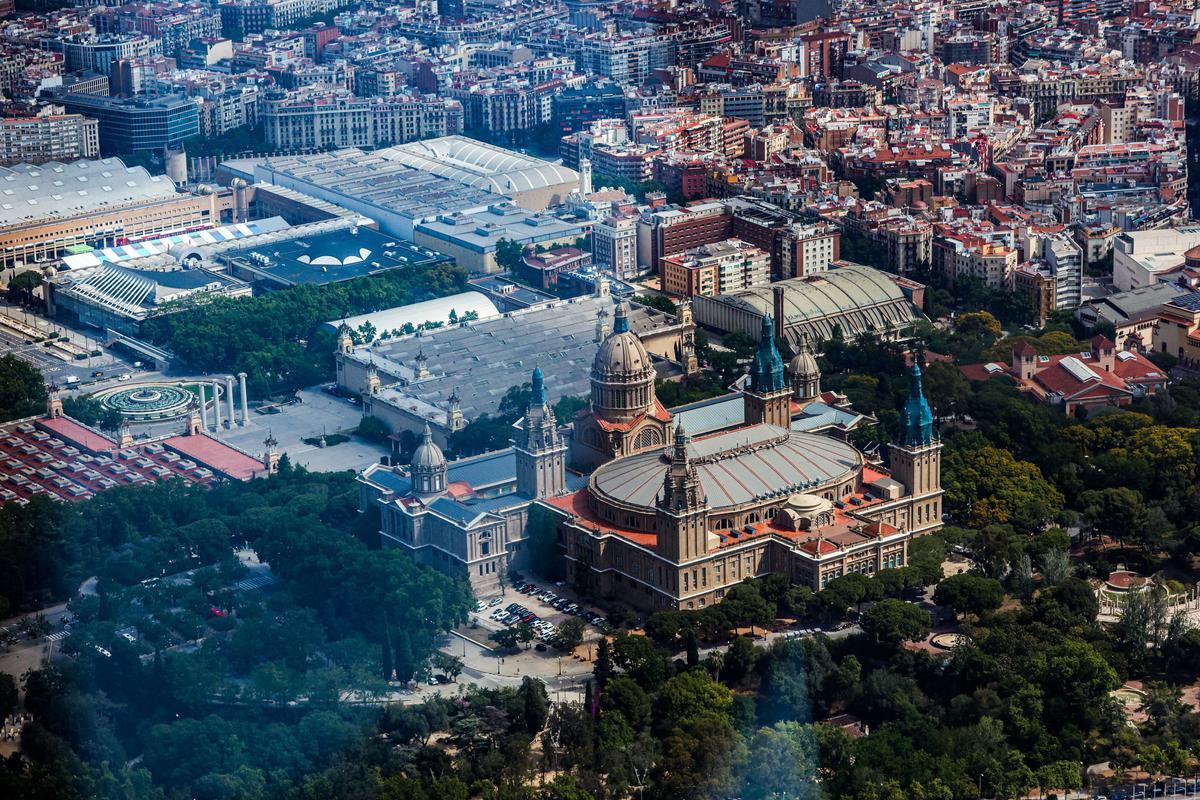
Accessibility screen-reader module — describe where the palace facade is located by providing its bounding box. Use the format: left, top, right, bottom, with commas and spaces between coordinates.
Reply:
542, 301, 944, 610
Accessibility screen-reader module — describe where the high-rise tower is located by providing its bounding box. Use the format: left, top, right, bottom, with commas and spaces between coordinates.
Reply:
656, 419, 709, 563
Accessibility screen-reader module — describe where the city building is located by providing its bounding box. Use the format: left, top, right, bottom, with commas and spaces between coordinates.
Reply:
960, 336, 1168, 417
1113, 226, 1200, 292
640, 201, 732, 276
218, 224, 454, 289
261, 91, 460, 152
0, 158, 235, 272
0, 114, 99, 166
336, 285, 695, 444
0, 403, 273, 507
693, 263, 926, 352
59, 33, 161, 77
58, 93, 199, 154
382, 136, 579, 212
660, 239, 771, 298
1076, 283, 1187, 352
591, 212, 639, 281
357, 366, 577, 596
245, 149, 499, 241
413, 202, 585, 274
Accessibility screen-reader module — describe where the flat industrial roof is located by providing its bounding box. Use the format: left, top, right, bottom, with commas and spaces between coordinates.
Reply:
225, 224, 450, 286
349, 295, 680, 424
0, 158, 177, 228
254, 149, 499, 224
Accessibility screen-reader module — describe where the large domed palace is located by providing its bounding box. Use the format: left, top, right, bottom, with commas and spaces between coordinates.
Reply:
545, 300, 944, 611
358, 295, 943, 607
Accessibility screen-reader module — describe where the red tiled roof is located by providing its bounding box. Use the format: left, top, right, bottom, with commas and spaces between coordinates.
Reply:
592, 400, 672, 433
160, 434, 264, 481
1012, 340, 1037, 357
37, 417, 116, 453
546, 490, 657, 547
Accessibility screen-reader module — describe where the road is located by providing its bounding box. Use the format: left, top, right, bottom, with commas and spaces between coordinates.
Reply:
0, 301, 150, 391
0, 577, 97, 692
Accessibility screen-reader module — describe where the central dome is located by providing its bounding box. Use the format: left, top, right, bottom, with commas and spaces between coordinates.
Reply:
589, 301, 656, 423
593, 329, 652, 377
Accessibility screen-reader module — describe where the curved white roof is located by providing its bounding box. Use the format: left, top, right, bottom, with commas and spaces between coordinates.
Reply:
380, 136, 578, 195
324, 291, 501, 336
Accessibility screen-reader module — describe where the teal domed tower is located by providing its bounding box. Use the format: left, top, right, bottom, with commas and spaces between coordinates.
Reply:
899, 363, 935, 446
888, 362, 943, 535
744, 314, 792, 427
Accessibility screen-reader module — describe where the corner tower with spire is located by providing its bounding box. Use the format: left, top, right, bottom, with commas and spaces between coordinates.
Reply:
888, 363, 942, 533
516, 366, 567, 499
743, 314, 792, 427
656, 419, 710, 564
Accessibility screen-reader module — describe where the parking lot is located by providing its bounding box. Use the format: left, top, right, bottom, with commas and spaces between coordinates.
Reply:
470, 578, 610, 645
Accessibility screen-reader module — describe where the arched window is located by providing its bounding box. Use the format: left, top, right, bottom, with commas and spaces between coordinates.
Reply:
634, 427, 662, 449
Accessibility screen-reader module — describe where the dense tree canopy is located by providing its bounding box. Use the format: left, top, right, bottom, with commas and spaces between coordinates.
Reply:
0, 353, 47, 422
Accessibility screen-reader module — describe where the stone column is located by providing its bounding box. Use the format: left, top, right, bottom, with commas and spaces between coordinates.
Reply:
198, 383, 208, 431
225, 376, 235, 429
213, 382, 222, 429
238, 372, 249, 426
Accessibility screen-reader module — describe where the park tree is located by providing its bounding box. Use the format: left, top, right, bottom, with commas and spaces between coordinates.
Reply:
517, 676, 550, 734
0, 354, 48, 422
944, 445, 1064, 531
495, 238, 526, 272
557, 618, 586, 652
920, 361, 971, 420
955, 310, 1002, 339
933, 573, 1004, 618
860, 599, 931, 647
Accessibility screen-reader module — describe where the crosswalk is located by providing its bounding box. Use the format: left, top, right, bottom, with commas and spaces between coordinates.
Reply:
46, 630, 69, 643
235, 573, 276, 591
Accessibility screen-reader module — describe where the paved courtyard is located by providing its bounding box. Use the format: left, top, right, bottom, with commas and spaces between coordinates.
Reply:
209, 387, 390, 473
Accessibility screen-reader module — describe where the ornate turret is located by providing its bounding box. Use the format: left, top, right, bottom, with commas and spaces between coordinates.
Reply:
656, 418, 709, 563
595, 305, 610, 342
447, 389, 465, 432
751, 314, 786, 394
336, 321, 353, 355
414, 350, 430, 381
899, 363, 934, 447
744, 314, 791, 427
410, 421, 447, 497
186, 396, 202, 436
789, 334, 820, 405
365, 358, 381, 396
263, 430, 280, 474
47, 383, 63, 419
660, 419, 703, 514
516, 366, 567, 498
677, 301, 699, 375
